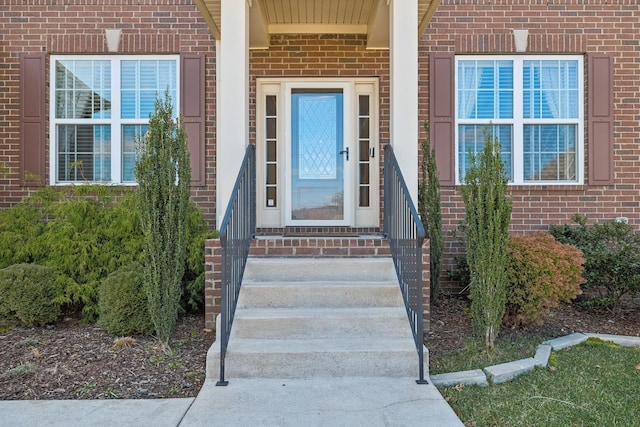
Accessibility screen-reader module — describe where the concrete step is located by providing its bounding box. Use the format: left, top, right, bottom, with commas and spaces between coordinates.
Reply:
237, 281, 403, 309
209, 337, 427, 379
231, 307, 412, 339
207, 256, 427, 381
243, 257, 397, 283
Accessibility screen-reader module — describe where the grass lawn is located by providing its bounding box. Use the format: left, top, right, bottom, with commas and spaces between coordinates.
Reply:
440, 338, 640, 427
430, 333, 550, 375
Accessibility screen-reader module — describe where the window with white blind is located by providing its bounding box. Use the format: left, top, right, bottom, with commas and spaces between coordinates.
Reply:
456, 55, 584, 185
50, 56, 179, 184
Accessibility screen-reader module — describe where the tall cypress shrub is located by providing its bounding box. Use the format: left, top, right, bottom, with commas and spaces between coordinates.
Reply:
418, 123, 443, 300
135, 91, 191, 350
460, 130, 512, 349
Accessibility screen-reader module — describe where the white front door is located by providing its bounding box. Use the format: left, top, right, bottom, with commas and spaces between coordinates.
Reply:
257, 78, 379, 228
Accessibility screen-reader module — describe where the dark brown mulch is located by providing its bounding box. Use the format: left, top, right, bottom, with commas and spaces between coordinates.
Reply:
1, 296, 638, 401
0, 314, 214, 400
426, 294, 640, 365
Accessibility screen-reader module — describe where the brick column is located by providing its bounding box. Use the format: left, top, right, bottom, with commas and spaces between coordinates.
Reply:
204, 238, 222, 333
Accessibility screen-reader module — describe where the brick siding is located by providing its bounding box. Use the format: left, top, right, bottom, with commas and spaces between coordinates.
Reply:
420, 0, 640, 292
3, 1, 640, 296
0, 0, 217, 225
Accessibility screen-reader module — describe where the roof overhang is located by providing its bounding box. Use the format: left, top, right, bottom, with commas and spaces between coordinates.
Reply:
194, 0, 440, 49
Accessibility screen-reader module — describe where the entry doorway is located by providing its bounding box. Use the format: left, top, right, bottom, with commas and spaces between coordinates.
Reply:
256, 78, 379, 228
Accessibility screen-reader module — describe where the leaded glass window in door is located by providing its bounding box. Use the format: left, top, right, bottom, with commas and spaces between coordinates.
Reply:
291, 90, 344, 221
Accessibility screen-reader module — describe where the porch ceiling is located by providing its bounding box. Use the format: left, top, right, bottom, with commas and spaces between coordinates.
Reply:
194, 0, 439, 49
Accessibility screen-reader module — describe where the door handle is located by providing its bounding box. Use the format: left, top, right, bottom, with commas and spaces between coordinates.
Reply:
340, 147, 349, 161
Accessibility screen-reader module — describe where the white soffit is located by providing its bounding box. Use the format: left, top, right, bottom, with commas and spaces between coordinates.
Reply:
195, 0, 440, 49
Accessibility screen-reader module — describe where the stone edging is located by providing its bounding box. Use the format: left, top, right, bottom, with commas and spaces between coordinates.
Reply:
430, 333, 640, 387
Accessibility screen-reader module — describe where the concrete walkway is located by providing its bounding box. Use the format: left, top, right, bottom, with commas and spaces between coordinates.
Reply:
0, 377, 463, 427
0, 398, 193, 427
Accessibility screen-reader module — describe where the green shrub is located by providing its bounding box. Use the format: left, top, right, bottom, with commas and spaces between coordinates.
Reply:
182, 204, 217, 313
0, 193, 47, 268
418, 122, 443, 301
460, 130, 512, 349
550, 214, 640, 315
0, 263, 61, 327
135, 91, 191, 349
98, 262, 154, 335
0, 187, 139, 320
0, 186, 211, 322
448, 254, 471, 291
505, 233, 585, 326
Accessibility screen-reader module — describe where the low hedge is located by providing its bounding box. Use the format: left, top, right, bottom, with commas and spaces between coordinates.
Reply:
98, 262, 154, 336
0, 263, 61, 328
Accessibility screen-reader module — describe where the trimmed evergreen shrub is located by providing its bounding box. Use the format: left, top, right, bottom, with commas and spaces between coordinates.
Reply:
0, 187, 141, 320
98, 262, 154, 336
418, 122, 443, 300
460, 130, 512, 349
505, 233, 585, 326
135, 91, 191, 349
0, 263, 61, 327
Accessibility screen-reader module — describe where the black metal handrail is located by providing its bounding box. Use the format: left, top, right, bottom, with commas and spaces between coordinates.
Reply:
216, 144, 256, 386
383, 144, 428, 384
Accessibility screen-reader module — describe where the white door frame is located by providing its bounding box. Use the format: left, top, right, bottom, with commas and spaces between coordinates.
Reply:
256, 77, 379, 228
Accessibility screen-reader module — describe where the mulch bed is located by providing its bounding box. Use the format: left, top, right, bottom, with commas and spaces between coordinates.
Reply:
0, 314, 214, 400
427, 294, 640, 364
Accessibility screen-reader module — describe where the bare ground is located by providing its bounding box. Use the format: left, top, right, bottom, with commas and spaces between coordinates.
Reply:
1, 296, 638, 401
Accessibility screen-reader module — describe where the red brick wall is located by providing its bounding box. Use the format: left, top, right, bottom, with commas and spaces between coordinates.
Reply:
419, 0, 640, 292
0, 0, 217, 225
204, 239, 221, 331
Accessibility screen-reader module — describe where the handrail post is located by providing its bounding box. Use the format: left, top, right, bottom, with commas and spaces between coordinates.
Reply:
217, 231, 229, 386
416, 236, 427, 384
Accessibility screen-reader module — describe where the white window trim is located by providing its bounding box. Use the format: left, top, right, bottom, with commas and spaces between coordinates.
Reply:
49, 55, 180, 185
455, 55, 584, 186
